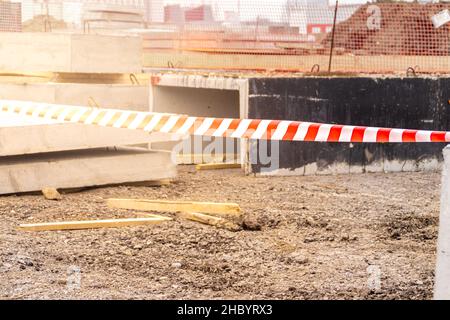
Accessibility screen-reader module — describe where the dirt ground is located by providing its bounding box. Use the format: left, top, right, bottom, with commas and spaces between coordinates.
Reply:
324, 3, 450, 56
0, 166, 441, 300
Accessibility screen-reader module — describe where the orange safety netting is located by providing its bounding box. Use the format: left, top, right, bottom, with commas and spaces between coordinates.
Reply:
1, 0, 449, 74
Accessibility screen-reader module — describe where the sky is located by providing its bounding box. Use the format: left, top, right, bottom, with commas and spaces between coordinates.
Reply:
161, 0, 372, 22
15, 0, 375, 24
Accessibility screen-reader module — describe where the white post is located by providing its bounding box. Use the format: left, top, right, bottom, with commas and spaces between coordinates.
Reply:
435, 146, 450, 299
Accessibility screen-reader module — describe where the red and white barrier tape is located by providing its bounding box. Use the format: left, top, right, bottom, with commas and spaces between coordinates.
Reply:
1, 100, 449, 143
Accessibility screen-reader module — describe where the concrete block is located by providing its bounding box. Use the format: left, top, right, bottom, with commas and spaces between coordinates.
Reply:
0, 32, 142, 73
70, 34, 142, 74
0, 147, 176, 195
435, 146, 450, 299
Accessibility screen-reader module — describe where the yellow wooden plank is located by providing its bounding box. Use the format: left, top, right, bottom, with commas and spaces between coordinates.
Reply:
196, 163, 242, 171
143, 52, 450, 74
18, 217, 170, 232
107, 199, 242, 216
176, 212, 241, 232
41, 187, 62, 201
0, 72, 150, 85
128, 179, 172, 187
134, 212, 173, 220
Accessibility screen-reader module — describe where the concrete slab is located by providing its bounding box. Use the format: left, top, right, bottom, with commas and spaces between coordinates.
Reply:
82, 3, 145, 15
0, 83, 149, 111
0, 147, 176, 195
0, 32, 142, 74
0, 111, 179, 156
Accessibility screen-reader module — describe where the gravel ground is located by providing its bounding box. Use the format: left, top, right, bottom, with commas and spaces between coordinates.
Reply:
0, 166, 441, 300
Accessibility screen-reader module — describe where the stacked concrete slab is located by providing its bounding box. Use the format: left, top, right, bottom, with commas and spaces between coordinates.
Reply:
0, 33, 142, 74
0, 32, 177, 194
82, 4, 146, 32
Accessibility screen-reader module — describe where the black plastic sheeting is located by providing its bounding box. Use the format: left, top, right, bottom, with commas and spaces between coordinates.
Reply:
248, 77, 450, 174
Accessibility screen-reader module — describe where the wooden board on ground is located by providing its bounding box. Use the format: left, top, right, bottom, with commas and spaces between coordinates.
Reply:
0, 147, 177, 195
0, 32, 142, 74
176, 212, 241, 232
19, 217, 170, 231
196, 163, 242, 171
128, 180, 172, 187
135, 213, 173, 220
107, 199, 242, 216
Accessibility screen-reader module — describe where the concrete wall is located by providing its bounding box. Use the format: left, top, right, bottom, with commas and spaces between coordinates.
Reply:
151, 86, 239, 118
150, 74, 245, 163
147, 73, 449, 174
435, 146, 450, 300
248, 76, 449, 175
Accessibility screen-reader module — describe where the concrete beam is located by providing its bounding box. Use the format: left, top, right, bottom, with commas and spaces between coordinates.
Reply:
435, 145, 450, 299
0, 147, 176, 195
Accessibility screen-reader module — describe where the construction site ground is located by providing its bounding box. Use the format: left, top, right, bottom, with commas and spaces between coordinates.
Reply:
0, 166, 439, 300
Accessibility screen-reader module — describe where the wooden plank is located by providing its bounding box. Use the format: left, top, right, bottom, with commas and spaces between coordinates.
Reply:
0, 72, 151, 85
143, 51, 450, 73
176, 212, 241, 232
107, 199, 242, 216
134, 213, 173, 220
41, 187, 62, 201
18, 217, 170, 232
128, 180, 172, 187
196, 163, 242, 171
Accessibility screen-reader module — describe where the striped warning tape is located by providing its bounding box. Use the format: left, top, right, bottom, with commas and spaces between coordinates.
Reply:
1, 99, 449, 143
